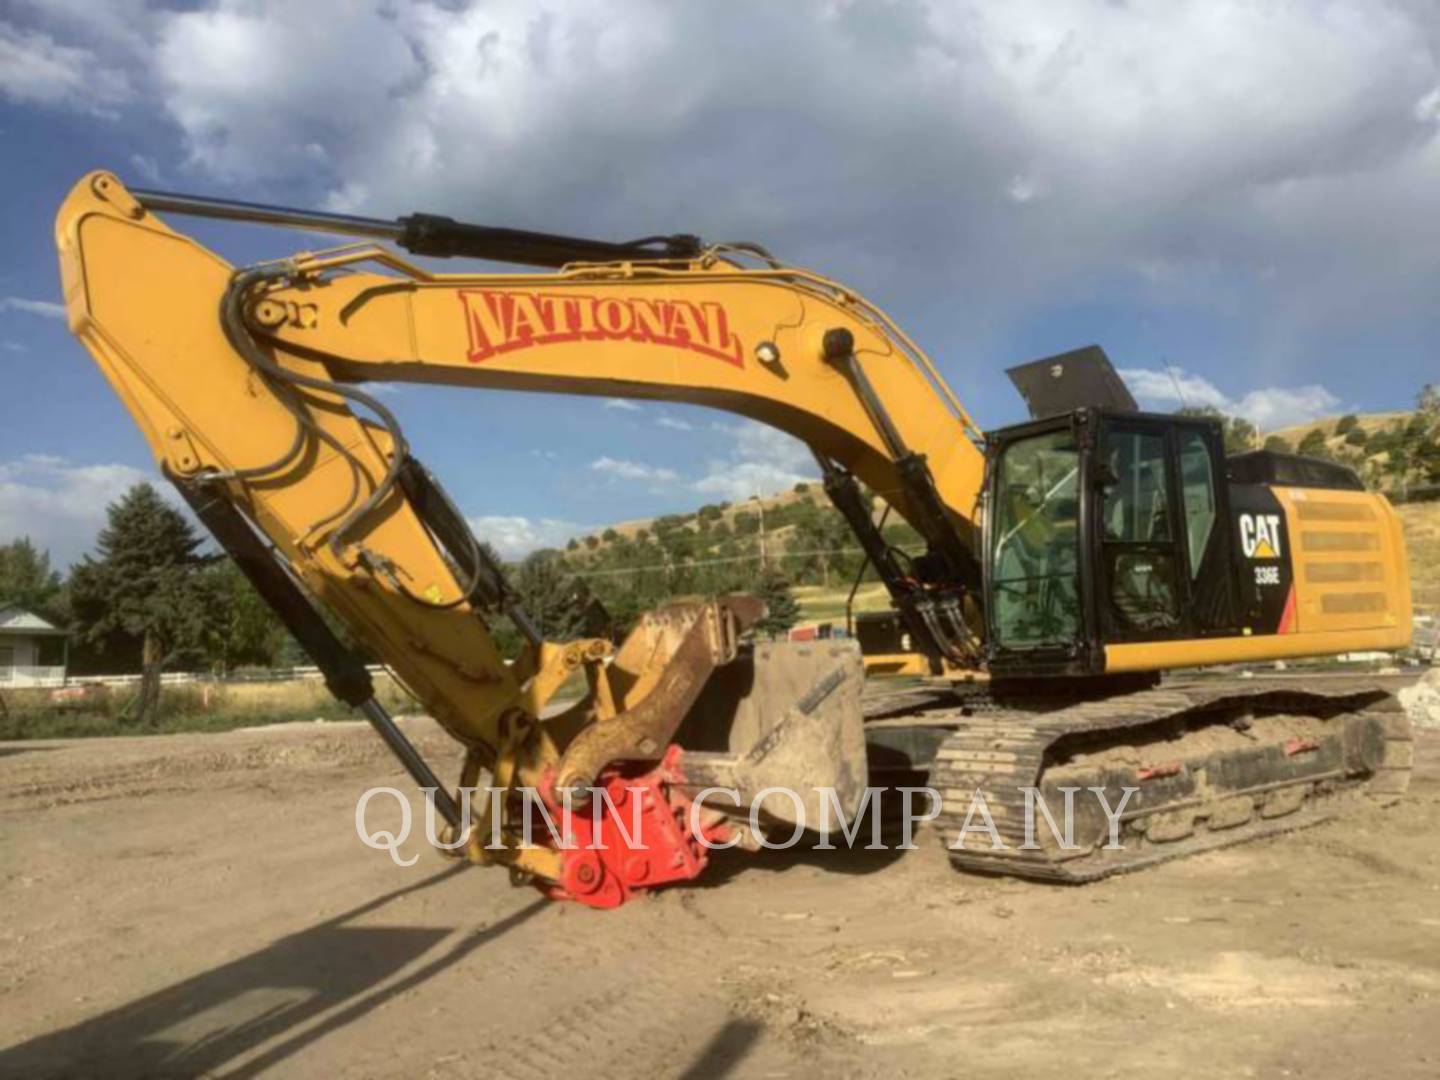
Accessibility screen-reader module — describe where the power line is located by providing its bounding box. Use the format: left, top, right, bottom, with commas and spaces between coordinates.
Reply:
563, 546, 920, 579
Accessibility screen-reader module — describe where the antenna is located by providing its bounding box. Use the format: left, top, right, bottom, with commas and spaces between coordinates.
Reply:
1166, 364, 1191, 410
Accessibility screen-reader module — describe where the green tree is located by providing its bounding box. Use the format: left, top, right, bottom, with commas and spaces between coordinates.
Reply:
1227, 416, 1257, 453
793, 508, 855, 587
1344, 426, 1369, 447
1263, 435, 1293, 453
1407, 387, 1440, 483
601, 527, 620, 543
1335, 413, 1360, 435
0, 538, 63, 622
1384, 443, 1412, 488
203, 560, 294, 672
1177, 406, 1256, 453
754, 571, 801, 639
1297, 428, 1331, 460
512, 550, 594, 640
1418, 383, 1439, 422
68, 484, 217, 724
1368, 423, 1403, 457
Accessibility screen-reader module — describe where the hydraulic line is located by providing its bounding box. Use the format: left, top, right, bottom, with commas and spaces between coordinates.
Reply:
220, 266, 537, 629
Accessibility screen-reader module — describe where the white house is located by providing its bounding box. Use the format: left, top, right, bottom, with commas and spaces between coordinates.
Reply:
0, 607, 69, 686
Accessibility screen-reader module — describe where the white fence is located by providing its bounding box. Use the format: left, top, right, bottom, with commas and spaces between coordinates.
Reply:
0, 664, 392, 691
0, 665, 69, 687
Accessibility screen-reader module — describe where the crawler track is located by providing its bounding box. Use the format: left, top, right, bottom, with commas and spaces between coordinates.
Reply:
925, 679, 1413, 882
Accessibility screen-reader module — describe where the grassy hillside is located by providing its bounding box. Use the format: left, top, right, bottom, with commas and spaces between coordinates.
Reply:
1400, 501, 1440, 615
568, 486, 829, 553
793, 581, 890, 626
1269, 410, 1413, 447
1263, 408, 1436, 493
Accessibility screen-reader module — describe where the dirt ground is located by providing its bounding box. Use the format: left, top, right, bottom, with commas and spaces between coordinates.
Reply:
1, 701, 1438, 1079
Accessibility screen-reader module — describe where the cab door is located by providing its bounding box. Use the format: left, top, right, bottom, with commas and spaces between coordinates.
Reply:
1093, 417, 1237, 644
1094, 421, 1185, 642
1173, 424, 1239, 635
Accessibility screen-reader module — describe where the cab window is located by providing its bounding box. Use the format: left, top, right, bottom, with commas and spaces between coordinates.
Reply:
1178, 431, 1217, 579
1099, 428, 1181, 638
989, 430, 1081, 648
1102, 431, 1172, 543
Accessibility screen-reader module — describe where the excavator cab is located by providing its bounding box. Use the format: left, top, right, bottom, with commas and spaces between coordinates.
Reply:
984, 409, 1237, 678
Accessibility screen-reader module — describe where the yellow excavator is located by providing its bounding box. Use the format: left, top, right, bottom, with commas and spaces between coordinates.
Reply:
54, 171, 1414, 906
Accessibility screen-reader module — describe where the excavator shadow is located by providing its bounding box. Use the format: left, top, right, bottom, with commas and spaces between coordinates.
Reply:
0, 865, 546, 1079
677, 1018, 765, 1079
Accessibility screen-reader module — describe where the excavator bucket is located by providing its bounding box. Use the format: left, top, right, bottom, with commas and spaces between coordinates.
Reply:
674, 638, 870, 838
531, 602, 869, 907
546, 596, 869, 827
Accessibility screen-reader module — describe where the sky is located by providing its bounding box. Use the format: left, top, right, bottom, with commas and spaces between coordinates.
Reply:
3, 0, 1439, 566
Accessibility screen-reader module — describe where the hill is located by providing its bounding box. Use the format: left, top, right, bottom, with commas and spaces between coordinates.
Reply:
1268, 410, 1414, 448
1256, 407, 1437, 495
568, 485, 830, 554
1400, 501, 1440, 615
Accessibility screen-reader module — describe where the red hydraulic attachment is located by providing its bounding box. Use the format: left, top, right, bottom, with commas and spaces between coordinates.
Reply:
542, 746, 730, 909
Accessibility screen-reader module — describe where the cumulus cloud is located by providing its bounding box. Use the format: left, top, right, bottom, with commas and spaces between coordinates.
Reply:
9, 0, 1439, 547
467, 514, 586, 559
0, 297, 65, 319
0, 20, 132, 112
692, 421, 816, 501
656, 416, 693, 431
61, 0, 1421, 357
693, 462, 813, 502
589, 456, 678, 483
0, 455, 158, 567
1121, 367, 1341, 429
6, 0, 1440, 377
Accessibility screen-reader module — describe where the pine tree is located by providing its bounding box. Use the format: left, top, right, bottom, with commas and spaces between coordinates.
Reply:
511, 550, 596, 641
68, 484, 217, 724
754, 571, 801, 639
